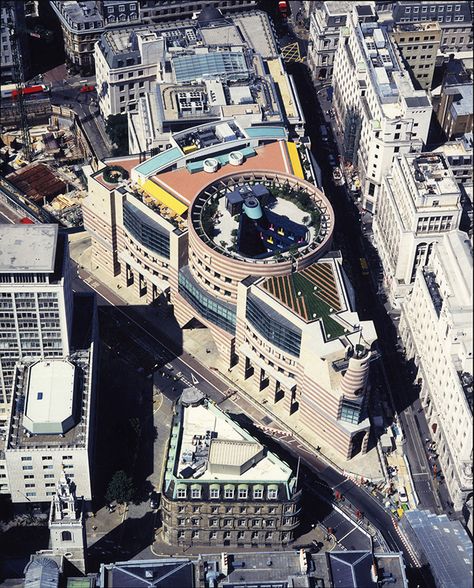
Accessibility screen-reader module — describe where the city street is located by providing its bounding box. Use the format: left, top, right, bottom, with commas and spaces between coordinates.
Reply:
69, 252, 418, 569
43, 67, 112, 160
284, 60, 449, 521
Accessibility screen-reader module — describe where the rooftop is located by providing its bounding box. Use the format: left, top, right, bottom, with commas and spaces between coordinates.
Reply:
23, 360, 76, 435
7, 353, 90, 451
408, 153, 459, 200
260, 261, 348, 339
6, 163, 68, 203
0, 224, 58, 273
174, 401, 291, 482
101, 558, 194, 588
402, 509, 473, 588
154, 140, 292, 206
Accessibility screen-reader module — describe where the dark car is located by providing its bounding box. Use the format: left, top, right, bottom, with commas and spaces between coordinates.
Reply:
150, 493, 159, 510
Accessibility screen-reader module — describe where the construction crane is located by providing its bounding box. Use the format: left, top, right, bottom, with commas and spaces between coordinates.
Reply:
6, 2, 33, 162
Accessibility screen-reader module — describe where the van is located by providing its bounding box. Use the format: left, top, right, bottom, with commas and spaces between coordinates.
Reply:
320, 125, 328, 141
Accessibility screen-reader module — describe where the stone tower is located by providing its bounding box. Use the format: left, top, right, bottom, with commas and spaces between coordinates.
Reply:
48, 470, 87, 574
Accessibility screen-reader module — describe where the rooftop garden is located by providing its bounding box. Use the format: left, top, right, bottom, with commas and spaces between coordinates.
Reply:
102, 165, 129, 184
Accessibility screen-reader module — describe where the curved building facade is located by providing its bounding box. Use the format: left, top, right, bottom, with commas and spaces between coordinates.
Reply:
83, 132, 378, 460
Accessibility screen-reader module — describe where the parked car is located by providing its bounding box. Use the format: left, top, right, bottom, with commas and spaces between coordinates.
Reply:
150, 493, 159, 510
398, 487, 408, 503
328, 154, 337, 166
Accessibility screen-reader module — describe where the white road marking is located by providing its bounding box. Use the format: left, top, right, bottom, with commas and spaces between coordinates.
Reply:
191, 373, 199, 385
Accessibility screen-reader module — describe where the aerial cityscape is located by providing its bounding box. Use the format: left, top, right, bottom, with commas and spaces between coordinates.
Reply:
0, 1, 472, 587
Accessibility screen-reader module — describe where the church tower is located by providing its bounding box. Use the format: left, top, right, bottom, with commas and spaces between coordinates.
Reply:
48, 469, 87, 574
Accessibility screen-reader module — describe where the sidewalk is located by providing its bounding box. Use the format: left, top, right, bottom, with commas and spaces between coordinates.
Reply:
69, 233, 383, 482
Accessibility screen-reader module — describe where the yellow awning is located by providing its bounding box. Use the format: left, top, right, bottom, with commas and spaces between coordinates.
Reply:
142, 179, 188, 217
286, 142, 305, 179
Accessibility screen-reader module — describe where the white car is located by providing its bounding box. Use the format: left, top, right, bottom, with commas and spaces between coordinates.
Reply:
398, 487, 408, 503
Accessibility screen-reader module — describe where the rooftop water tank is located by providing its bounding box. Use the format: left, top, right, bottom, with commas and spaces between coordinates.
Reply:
203, 158, 220, 173
228, 151, 244, 166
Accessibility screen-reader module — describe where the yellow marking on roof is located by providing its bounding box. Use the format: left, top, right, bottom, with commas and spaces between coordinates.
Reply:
266, 58, 297, 118
286, 142, 305, 179
142, 179, 188, 217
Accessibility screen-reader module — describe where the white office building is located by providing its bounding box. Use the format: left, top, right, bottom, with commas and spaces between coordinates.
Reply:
307, 1, 365, 83
95, 9, 304, 150
399, 230, 473, 510
332, 4, 432, 212
373, 153, 462, 306
4, 302, 97, 504
0, 225, 74, 418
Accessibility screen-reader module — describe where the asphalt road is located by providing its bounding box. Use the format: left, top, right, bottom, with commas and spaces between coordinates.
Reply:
286, 61, 449, 513
48, 76, 111, 160
70, 259, 413, 560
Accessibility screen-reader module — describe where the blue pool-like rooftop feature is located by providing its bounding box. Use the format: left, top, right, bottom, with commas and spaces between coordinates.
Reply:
135, 147, 183, 177
244, 126, 287, 139
186, 147, 256, 173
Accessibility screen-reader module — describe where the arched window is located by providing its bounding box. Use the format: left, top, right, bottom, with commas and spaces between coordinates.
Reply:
61, 531, 72, 541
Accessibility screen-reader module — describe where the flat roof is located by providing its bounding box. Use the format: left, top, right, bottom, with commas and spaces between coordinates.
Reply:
244, 126, 287, 139
24, 360, 76, 435
0, 224, 58, 273
134, 147, 183, 178
177, 402, 292, 482
155, 141, 292, 205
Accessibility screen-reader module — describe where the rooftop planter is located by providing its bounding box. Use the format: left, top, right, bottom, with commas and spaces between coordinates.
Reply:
102, 165, 129, 184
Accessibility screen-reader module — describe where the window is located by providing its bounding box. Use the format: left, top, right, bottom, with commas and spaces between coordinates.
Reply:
22, 465, 33, 471
210, 531, 217, 539
224, 519, 232, 527
268, 488, 278, 500
178, 269, 236, 335
178, 531, 185, 539
210, 518, 218, 527
191, 487, 201, 499
394, 146, 400, 153
44, 474, 55, 479
177, 487, 187, 499
210, 487, 220, 499
123, 201, 171, 259
238, 487, 248, 499
25, 483, 35, 488
192, 518, 200, 526
21, 457, 32, 461
42, 456, 52, 461
43, 465, 53, 470
23, 474, 34, 479
26, 492, 36, 497
178, 518, 185, 526
211, 506, 219, 514
238, 519, 246, 527
192, 531, 199, 539
252, 519, 261, 527
246, 295, 301, 357
253, 487, 264, 500
224, 486, 234, 499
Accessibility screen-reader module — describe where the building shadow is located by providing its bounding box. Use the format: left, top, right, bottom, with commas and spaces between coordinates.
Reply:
86, 511, 155, 572
91, 303, 183, 513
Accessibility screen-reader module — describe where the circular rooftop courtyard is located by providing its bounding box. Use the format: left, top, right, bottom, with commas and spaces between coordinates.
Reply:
189, 171, 334, 269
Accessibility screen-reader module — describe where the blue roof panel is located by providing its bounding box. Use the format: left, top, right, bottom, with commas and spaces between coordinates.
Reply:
135, 147, 183, 177
244, 126, 287, 139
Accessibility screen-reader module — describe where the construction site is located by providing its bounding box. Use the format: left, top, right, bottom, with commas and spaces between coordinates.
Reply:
0, 5, 93, 228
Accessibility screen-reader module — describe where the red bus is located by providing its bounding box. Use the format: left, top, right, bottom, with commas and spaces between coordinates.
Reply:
79, 84, 95, 93
1, 84, 48, 99
278, 0, 288, 18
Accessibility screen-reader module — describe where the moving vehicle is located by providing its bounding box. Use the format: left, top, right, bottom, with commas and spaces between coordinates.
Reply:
0, 83, 49, 99
278, 0, 289, 18
79, 84, 95, 93
332, 166, 345, 186
359, 257, 369, 276
320, 125, 329, 142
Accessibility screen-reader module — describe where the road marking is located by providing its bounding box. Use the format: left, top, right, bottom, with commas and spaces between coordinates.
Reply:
337, 527, 358, 543
153, 393, 163, 415
191, 373, 199, 385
